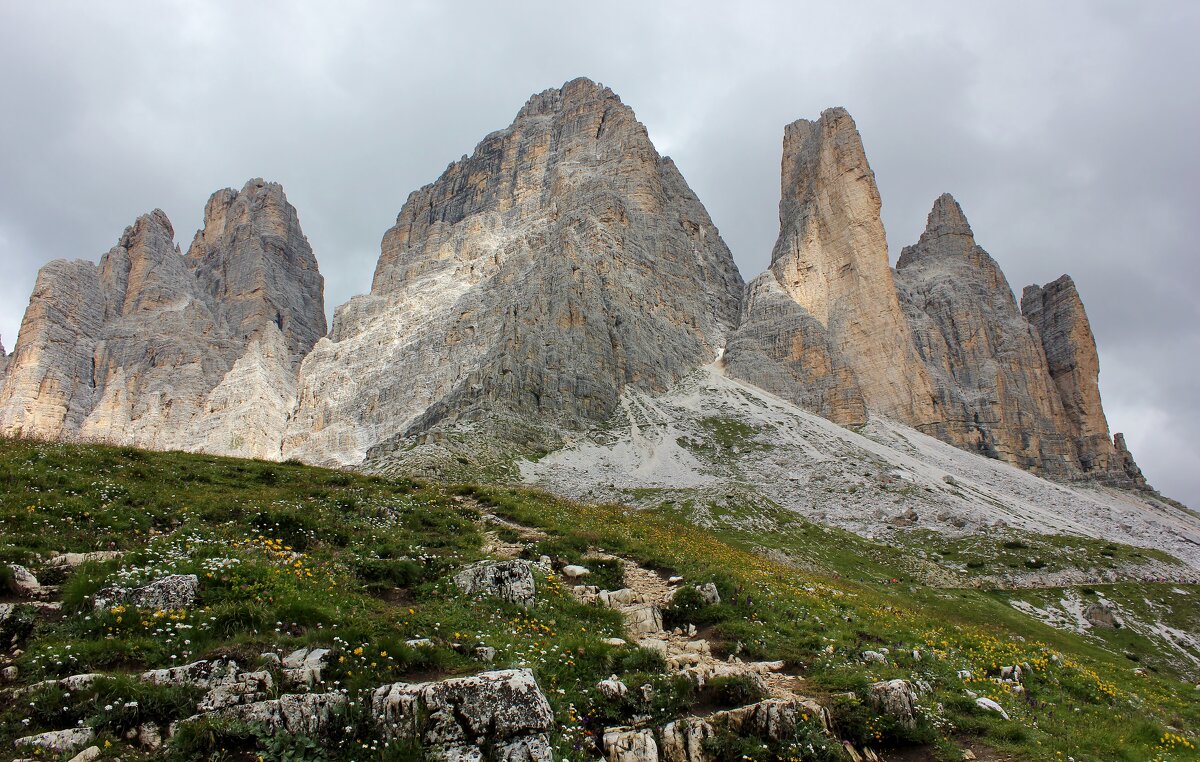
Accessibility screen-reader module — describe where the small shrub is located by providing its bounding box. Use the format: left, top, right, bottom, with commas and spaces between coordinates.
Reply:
705, 674, 765, 708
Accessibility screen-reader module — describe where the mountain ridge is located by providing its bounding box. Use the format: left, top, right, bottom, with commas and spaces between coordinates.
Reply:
0, 77, 1165, 504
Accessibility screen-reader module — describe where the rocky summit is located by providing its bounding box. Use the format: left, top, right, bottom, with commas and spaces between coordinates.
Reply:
286, 77, 744, 467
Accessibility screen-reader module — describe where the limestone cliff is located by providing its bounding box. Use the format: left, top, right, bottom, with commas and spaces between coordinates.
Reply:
895, 194, 1075, 475
765, 108, 940, 427
186, 180, 326, 365
722, 273, 866, 426
725, 108, 940, 435
286, 77, 745, 466
1022, 275, 1146, 486
0, 181, 325, 459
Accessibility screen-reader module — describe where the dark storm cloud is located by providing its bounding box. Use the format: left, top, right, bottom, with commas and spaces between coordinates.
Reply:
1, 1, 1196, 505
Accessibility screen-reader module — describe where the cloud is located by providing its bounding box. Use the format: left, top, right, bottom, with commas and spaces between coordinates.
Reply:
0, 0, 1196, 505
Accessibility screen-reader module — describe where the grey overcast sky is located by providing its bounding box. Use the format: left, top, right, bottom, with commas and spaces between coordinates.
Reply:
1, 1, 1197, 506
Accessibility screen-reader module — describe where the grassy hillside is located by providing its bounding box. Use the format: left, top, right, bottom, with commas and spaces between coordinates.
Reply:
0, 439, 1196, 761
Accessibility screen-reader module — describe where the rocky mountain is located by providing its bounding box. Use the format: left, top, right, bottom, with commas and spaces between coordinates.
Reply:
0, 79, 1157, 498
0, 179, 324, 460
894, 193, 1077, 476
285, 77, 744, 467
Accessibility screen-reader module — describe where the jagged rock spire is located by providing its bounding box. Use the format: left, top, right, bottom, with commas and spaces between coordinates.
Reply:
766, 107, 940, 427
187, 178, 326, 366
896, 195, 1076, 473
1020, 274, 1143, 484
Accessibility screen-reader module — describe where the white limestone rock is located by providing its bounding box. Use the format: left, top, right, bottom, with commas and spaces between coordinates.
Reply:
454, 560, 537, 607
94, 573, 198, 611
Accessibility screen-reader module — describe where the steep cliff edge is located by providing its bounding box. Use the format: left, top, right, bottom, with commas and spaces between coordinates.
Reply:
1022, 275, 1147, 488
287, 77, 745, 467
766, 109, 941, 427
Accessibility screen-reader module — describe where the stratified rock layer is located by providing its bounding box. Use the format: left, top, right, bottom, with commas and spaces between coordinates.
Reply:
895, 194, 1075, 475
0, 180, 324, 459
287, 77, 744, 466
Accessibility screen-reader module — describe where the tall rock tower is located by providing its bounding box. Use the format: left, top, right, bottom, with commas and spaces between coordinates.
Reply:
768, 109, 941, 426
1022, 275, 1146, 486
895, 194, 1075, 474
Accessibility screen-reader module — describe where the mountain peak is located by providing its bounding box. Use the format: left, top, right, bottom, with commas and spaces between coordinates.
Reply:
928, 192, 972, 236
516, 77, 622, 119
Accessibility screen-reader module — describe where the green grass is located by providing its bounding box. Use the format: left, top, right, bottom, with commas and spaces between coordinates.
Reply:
0, 438, 1197, 761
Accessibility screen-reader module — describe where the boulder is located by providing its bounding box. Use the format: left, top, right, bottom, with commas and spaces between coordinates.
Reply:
94, 573, 199, 610
869, 679, 918, 729
712, 697, 830, 739
598, 676, 629, 699
1083, 602, 1119, 629
13, 727, 96, 755
974, 697, 1009, 720
659, 718, 713, 762
373, 668, 554, 761
181, 692, 346, 737
454, 560, 537, 607
603, 727, 658, 762
44, 551, 123, 569
66, 746, 101, 762
8, 565, 40, 597
562, 564, 590, 580
282, 647, 331, 686
140, 659, 272, 711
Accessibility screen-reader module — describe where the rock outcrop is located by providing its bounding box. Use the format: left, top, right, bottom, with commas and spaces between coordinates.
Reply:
286, 77, 744, 466
895, 194, 1076, 474
372, 669, 555, 762
0, 180, 325, 460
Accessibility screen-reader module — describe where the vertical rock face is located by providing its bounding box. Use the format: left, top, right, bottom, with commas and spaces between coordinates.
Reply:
0, 181, 325, 459
1021, 275, 1136, 481
722, 272, 866, 425
766, 108, 940, 427
895, 194, 1076, 474
287, 77, 745, 466
186, 180, 326, 365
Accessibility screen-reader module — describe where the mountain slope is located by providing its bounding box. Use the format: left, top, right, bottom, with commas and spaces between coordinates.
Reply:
1, 438, 1197, 761
519, 361, 1200, 575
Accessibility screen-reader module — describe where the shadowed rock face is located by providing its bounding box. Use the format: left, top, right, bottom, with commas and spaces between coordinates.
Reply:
722, 272, 866, 426
287, 77, 745, 466
0, 181, 325, 459
187, 179, 326, 366
895, 194, 1076, 475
